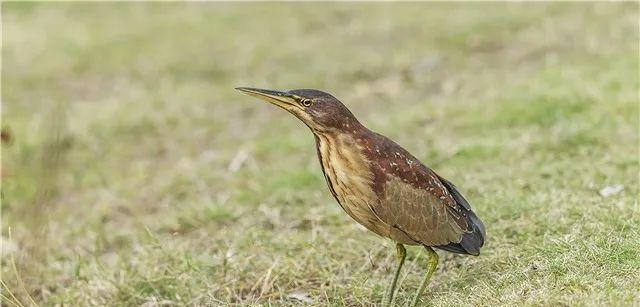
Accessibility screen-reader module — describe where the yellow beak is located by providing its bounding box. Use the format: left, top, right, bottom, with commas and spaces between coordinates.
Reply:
235, 87, 297, 109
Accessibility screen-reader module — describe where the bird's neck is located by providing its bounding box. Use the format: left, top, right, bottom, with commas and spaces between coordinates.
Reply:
311, 119, 367, 139
312, 125, 383, 234
312, 125, 374, 188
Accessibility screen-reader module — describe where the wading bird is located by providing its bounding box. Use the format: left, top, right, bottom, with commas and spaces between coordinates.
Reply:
236, 87, 485, 306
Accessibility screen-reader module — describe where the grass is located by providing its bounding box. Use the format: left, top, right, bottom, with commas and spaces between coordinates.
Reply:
2, 2, 639, 306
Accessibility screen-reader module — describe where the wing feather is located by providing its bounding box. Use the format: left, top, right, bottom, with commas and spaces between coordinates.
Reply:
361, 132, 483, 251
372, 175, 470, 246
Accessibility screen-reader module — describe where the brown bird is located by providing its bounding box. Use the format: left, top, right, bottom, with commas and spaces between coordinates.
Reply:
236, 87, 485, 306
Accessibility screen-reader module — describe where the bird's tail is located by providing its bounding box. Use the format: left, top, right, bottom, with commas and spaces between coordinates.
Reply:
433, 177, 486, 256
436, 210, 485, 256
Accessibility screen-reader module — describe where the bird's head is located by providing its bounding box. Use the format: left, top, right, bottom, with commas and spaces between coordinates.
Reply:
236, 87, 361, 134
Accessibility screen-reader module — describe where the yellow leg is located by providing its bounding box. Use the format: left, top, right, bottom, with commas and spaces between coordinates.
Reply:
411, 247, 439, 307
384, 243, 406, 307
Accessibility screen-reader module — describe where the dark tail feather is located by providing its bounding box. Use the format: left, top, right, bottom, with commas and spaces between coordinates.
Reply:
434, 176, 486, 256
435, 210, 485, 255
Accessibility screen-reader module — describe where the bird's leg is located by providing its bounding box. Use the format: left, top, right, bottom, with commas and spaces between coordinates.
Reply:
384, 243, 406, 307
411, 247, 439, 307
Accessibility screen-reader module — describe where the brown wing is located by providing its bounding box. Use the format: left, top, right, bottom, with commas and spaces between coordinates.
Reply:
371, 173, 471, 246
362, 133, 472, 246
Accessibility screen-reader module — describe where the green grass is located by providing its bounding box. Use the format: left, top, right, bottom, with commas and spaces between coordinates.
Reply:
2, 2, 639, 306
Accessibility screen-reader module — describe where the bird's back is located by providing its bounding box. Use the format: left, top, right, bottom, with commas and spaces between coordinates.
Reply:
356, 130, 485, 255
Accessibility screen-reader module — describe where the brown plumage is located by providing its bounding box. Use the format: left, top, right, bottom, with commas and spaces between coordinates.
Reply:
236, 87, 485, 306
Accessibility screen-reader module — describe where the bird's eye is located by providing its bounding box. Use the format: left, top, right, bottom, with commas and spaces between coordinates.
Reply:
301, 99, 312, 107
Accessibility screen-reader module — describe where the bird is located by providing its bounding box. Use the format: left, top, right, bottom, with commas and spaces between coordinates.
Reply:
236, 87, 486, 306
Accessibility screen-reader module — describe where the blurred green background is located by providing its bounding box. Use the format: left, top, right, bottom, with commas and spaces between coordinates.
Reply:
2, 2, 638, 306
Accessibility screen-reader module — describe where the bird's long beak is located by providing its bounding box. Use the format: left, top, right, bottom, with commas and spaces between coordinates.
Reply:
235, 87, 296, 109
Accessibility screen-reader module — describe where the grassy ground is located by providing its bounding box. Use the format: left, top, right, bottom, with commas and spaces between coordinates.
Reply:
2, 2, 639, 306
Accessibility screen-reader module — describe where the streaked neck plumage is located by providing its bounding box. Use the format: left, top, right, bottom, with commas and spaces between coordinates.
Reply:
312, 122, 390, 238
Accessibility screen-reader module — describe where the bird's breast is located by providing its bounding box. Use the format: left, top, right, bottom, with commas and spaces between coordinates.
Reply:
314, 132, 391, 238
